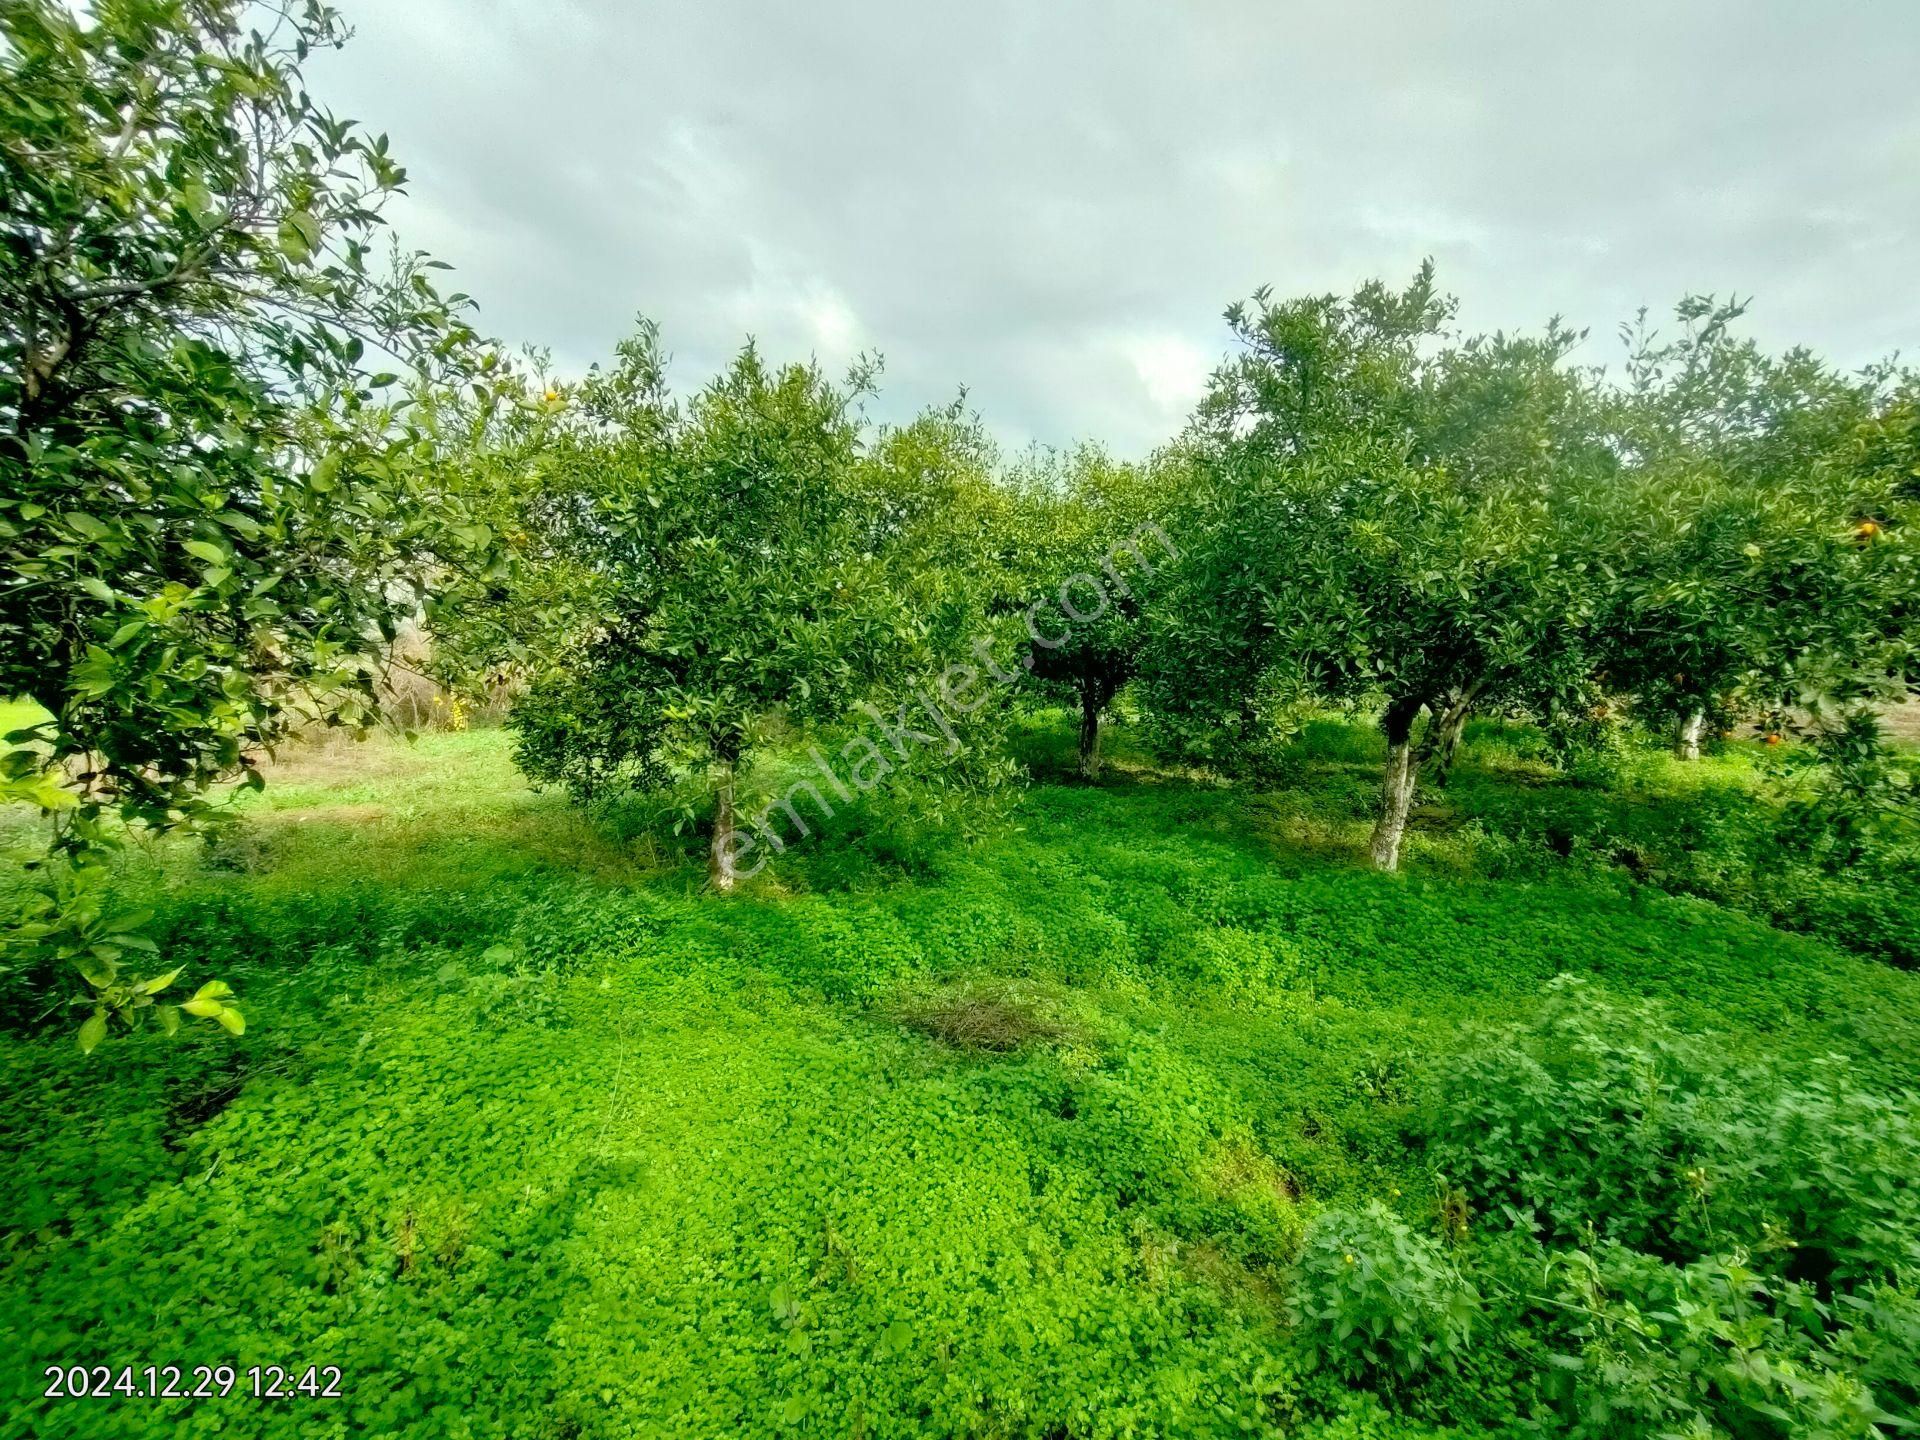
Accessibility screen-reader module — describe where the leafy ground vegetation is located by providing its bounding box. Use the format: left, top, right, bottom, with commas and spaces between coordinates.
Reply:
6, 3, 1920, 1437
2, 706, 1917, 1440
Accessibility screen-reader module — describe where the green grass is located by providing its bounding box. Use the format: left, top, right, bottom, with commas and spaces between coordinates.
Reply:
2, 717, 1916, 1438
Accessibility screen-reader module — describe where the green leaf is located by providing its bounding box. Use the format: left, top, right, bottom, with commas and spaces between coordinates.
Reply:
65, 512, 110, 541
214, 1007, 245, 1036
278, 210, 321, 262
77, 1010, 108, 1055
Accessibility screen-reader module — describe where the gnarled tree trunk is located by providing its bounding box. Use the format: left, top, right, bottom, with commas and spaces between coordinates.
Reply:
709, 759, 738, 893
1077, 681, 1103, 778
1369, 696, 1425, 872
1430, 695, 1473, 787
1673, 708, 1705, 762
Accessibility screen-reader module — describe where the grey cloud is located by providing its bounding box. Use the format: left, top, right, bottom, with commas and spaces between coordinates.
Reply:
310, 0, 1920, 452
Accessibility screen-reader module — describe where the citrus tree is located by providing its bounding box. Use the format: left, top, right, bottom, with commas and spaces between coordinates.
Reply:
1599, 301, 1914, 759
1147, 271, 1615, 868
1000, 446, 1181, 777
1597, 299, 1896, 760
845, 398, 1029, 806
853, 394, 1017, 690
1400, 321, 1619, 776
501, 327, 920, 890
1140, 269, 1453, 776
1, 0, 493, 1043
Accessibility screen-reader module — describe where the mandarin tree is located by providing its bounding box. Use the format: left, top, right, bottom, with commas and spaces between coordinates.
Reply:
0, 0, 494, 1044
1001, 446, 1182, 777
500, 327, 925, 890
1146, 270, 1614, 868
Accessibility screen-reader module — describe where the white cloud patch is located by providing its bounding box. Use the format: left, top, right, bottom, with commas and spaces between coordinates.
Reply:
1121, 333, 1213, 419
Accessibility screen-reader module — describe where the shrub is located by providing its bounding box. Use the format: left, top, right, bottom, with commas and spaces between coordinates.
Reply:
1426, 979, 1920, 1437
1287, 1201, 1480, 1381
1495, 1241, 1901, 1440
1429, 977, 1731, 1254
1431, 977, 1920, 1280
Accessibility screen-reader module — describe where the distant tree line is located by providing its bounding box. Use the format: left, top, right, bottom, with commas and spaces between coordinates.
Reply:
444, 266, 1917, 879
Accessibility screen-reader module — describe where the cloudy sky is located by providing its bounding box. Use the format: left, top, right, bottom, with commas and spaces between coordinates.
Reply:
311, 0, 1920, 455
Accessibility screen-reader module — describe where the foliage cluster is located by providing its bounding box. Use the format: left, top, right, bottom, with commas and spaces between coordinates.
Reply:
1300, 979, 1918, 1437
0, 0, 501, 847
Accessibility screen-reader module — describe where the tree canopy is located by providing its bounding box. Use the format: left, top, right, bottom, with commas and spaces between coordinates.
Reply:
500, 328, 937, 888
1, 0, 493, 850
1, 0, 496, 1045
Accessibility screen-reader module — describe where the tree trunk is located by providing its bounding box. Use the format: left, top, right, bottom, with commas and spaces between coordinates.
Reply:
709, 760, 737, 893
1077, 682, 1102, 779
1369, 698, 1424, 872
1673, 709, 1705, 762
1431, 701, 1471, 786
